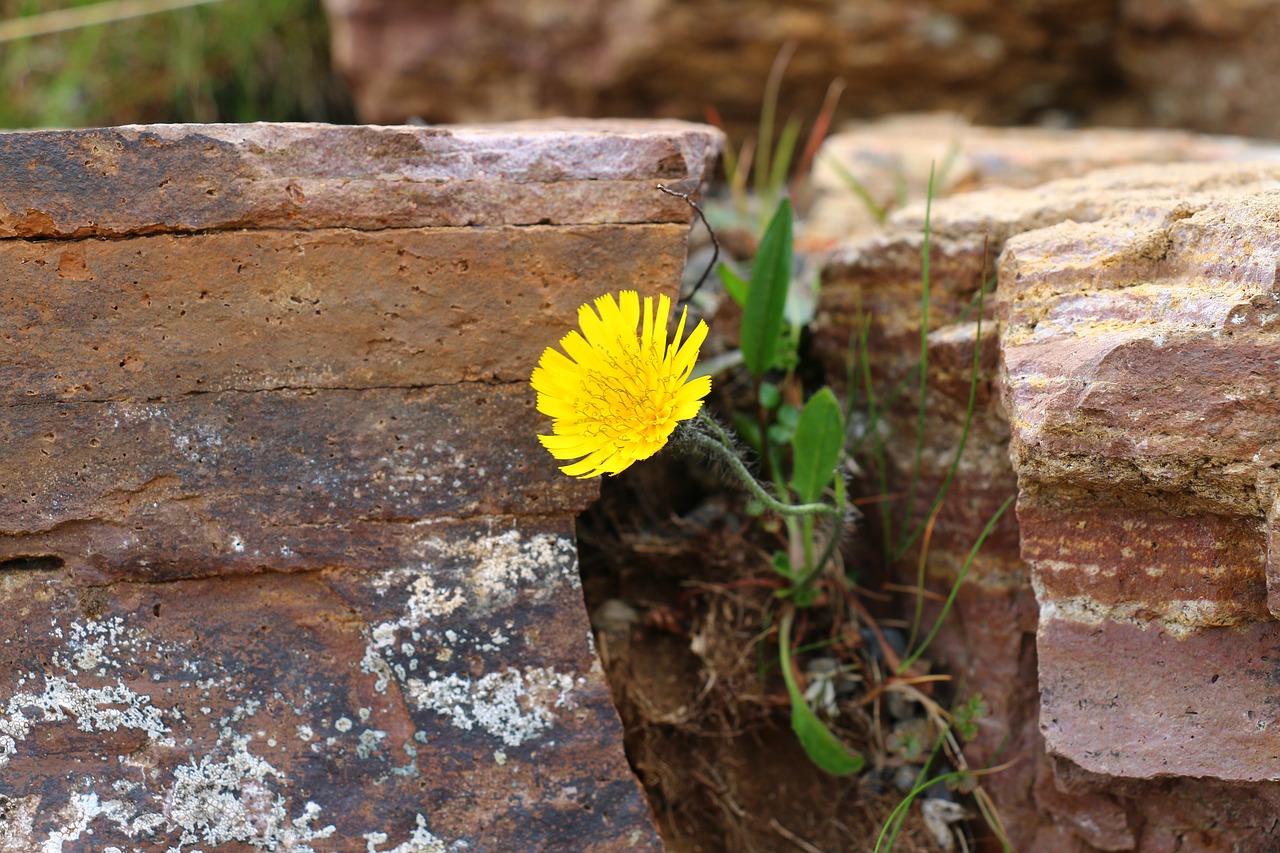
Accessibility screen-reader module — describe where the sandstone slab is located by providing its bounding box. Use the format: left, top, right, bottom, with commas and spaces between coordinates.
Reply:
0, 119, 722, 851
818, 139, 1280, 847
806, 113, 1280, 244
997, 163, 1280, 789
0, 120, 716, 237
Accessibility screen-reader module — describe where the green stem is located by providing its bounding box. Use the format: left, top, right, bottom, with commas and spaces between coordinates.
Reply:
686, 414, 838, 521
900, 162, 935, 561
898, 493, 1015, 674
790, 474, 846, 597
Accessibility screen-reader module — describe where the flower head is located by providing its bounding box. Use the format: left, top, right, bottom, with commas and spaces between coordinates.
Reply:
531, 290, 711, 478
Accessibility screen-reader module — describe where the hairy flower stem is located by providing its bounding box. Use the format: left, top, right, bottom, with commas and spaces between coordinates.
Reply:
677, 413, 840, 521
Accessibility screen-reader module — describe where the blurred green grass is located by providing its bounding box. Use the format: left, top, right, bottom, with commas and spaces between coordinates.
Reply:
0, 0, 355, 128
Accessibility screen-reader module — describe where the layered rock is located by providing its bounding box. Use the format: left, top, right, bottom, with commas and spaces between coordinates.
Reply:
0, 120, 721, 852
999, 163, 1280, 784
321, 0, 1117, 136
805, 113, 1280, 244
322, 1, 1280, 141
816, 129, 1280, 849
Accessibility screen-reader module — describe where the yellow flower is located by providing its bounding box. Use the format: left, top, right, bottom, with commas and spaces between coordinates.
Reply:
531, 290, 712, 478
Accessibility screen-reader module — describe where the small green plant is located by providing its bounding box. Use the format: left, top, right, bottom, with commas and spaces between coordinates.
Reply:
533, 170, 1017, 840
717, 167, 1016, 842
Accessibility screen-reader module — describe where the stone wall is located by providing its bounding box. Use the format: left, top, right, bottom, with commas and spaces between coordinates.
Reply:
322, 0, 1280, 141
0, 120, 720, 852
816, 128, 1280, 850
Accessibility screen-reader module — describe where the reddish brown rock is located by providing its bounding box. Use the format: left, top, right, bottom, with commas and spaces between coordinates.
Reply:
997, 163, 1280, 797
818, 138, 1280, 848
806, 113, 1280, 244
0, 120, 721, 851
321, 0, 1118, 136
0, 225, 687, 403
1039, 616, 1280, 782
322, 1, 1280, 147
0, 120, 716, 237
1116, 0, 1280, 137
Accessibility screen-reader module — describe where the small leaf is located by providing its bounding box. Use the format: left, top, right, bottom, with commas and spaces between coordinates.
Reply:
740, 199, 793, 376
778, 609, 863, 776
775, 403, 801, 431
791, 387, 844, 504
772, 551, 794, 580
758, 382, 782, 410
718, 262, 750, 308
790, 683, 864, 775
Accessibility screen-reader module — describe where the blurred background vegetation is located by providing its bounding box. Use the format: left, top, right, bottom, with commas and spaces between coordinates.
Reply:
0, 0, 353, 128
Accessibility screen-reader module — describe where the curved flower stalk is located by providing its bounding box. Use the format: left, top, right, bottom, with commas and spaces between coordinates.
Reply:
531, 290, 711, 478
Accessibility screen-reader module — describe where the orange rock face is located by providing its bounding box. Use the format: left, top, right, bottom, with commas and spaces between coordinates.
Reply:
0, 120, 721, 851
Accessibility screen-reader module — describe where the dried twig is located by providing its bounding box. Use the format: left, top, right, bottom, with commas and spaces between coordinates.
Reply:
658, 184, 719, 306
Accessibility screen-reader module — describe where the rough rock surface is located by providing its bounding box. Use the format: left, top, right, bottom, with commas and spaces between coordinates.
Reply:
816, 133, 1280, 849
321, 0, 1118, 136
0, 120, 721, 852
1116, 0, 1280, 137
322, 1, 1280, 141
999, 164, 1280, 785
805, 113, 1280, 244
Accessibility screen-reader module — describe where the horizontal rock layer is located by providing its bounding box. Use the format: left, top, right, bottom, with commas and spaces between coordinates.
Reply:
0, 224, 686, 403
0, 120, 718, 237
0, 517, 648, 852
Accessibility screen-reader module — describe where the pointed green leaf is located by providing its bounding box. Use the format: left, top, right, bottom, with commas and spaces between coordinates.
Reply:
791, 697, 864, 775
778, 609, 864, 776
790, 387, 844, 504
740, 199, 793, 375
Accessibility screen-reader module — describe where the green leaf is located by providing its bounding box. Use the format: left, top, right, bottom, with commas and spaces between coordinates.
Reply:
792, 698, 863, 775
775, 403, 801, 431
718, 261, 750, 308
768, 116, 804, 201
758, 382, 782, 410
740, 199, 793, 375
771, 551, 794, 580
778, 610, 863, 776
790, 387, 844, 504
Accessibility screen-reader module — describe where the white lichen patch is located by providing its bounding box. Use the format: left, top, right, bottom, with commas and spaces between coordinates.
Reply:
446, 526, 581, 605
0, 676, 176, 768
40, 792, 165, 852
0, 793, 39, 849
404, 666, 577, 747
52, 616, 188, 678
363, 813, 467, 853
356, 728, 387, 759
361, 642, 399, 696
361, 525, 576, 690
162, 736, 335, 851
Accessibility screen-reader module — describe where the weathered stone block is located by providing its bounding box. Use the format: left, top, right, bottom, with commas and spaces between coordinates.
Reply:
999, 163, 1280, 786
817, 128, 1280, 848
0, 120, 721, 851
806, 113, 1280, 244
